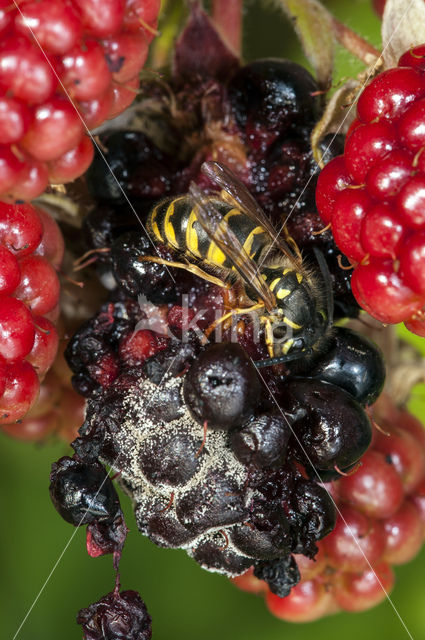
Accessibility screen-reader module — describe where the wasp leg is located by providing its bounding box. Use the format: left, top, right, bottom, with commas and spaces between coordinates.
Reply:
139, 256, 230, 289
204, 302, 265, 340
260, 317, 275, 359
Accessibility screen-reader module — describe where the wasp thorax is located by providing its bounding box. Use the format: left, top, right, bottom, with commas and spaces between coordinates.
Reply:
183, 342, 261, 430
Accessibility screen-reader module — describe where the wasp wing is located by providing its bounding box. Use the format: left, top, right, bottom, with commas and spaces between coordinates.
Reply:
189, 181, 276, 311
201, 160, 302, 271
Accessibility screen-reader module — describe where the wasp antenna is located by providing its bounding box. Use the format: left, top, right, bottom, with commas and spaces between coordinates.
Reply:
313, 247, 334, 330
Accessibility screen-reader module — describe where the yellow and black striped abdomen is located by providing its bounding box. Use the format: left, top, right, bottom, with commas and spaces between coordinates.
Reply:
148, 196, 269, 270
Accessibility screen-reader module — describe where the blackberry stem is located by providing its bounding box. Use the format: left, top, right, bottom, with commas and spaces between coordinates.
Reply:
331, 16, 380, 65
212, 0, 243, 56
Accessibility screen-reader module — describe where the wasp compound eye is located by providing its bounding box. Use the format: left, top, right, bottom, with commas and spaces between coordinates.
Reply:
183, 342, 261, 430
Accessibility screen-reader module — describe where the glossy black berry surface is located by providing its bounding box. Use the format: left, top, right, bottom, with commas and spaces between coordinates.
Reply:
307, 326, 386, 406
183, 342, 262, 430
279, 378, 372, 471
49, 457, 120, 526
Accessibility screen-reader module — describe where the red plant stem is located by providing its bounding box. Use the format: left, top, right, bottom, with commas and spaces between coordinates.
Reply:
332, 16, 380, 64
212, 0, 243, 56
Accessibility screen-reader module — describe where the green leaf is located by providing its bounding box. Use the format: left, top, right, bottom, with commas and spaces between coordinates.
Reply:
276, 0, 334, 88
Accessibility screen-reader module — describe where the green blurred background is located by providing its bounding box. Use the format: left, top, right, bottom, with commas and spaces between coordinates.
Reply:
3, 1, 425, 638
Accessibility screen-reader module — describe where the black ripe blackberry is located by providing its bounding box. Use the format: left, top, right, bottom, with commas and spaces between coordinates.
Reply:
49, 457, 120, 527
183, 342, 262, 430
228, 59, 321, 144
230, 411, 291, 468
280, 378, 372, 472
253, 555, 300, 598
85, 130, 180, 205
77, 590, 152, 640
307, 326, 386, 406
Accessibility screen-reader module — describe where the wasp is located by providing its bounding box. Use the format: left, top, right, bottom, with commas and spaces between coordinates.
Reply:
143, 161, 332, 367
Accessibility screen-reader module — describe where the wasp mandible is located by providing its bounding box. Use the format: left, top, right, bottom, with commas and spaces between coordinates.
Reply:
143, 161, 332, 367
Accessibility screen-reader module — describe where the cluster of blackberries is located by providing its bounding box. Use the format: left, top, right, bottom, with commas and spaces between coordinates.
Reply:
81, 10, 357, 320
56, 277, 384, 596
50, 5, 388, 622
234, 394, 425, 621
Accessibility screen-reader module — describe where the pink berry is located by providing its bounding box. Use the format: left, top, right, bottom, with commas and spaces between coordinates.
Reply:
374, 426, 425, 493
15, 0, 82, 55
33, 206, 65, 269
20, 96, 84, 162
0, 96, 31, 144
26, 316, 59, 376
0, 202, 43, 256
335, 562, 394, 612
0, 296, 35, 360
14, 255, 60, 315
7, 154, 49, 203
338, 450, 405, 519
78, 88, 114, 129
344, 121, 397, 183
73, 0, 126, 38
360, 204, 404, 259
48, 136, 94, 184
399, 231, 425, 294
0, 35, 57, 105
331, 188, 371, 262
315, 155, 352, 224
102, 31, 148, 83
357, 67, 425, 123
0, 245, 20, 295
383, 501, 423, 564
324, 504, 385, 571
266, 579, 335, 622
59, 39, 112, 101
351, 259, 424, 324
0, 145, 25, 196
108, 75, 140, 119
0, 359, 39, 423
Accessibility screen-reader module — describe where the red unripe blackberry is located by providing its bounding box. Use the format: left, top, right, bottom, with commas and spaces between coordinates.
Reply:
14, 0, 83, 55
351, 259, 423, 324
266, 579, 334, 622
338, 449, 404, 519
47, 135, 95, 184
0, 359, 39, 423
315, 155, 352, 223
344, 121, 397, 183
0, 0, 160, 199
357, 67, 425, 123
0, 296, 35, 360
323, 504, 385, 571
0, 97, 31, 144
334, 562, 394, 612
14, 255, 60, 315
0, 35, 58, 105
383, 501, 423, 564
0, 246, 20, 295
315, 45, 425, 330
59, 39, 112, 101
20, 97, 84, 161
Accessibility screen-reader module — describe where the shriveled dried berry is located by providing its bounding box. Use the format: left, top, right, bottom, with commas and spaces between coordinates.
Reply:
77, 590, 152, 640
183, 342, 261, 430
